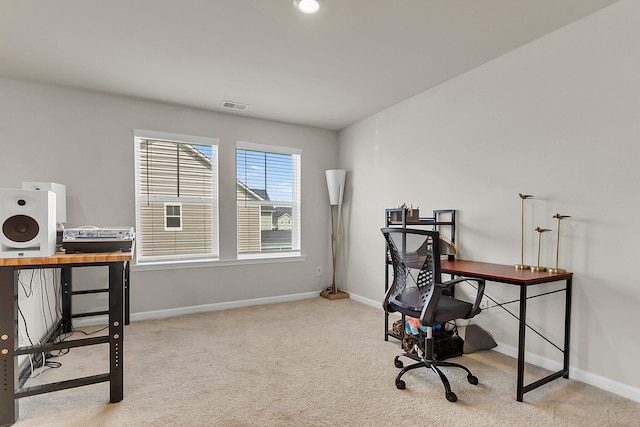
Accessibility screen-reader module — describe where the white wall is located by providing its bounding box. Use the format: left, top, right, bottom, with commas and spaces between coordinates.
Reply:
338, 0, 640, 398
0, 79, 339, 315
16, 269, 61, 371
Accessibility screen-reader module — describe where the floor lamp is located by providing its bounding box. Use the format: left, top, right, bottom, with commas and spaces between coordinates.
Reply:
320, 169, 349, 300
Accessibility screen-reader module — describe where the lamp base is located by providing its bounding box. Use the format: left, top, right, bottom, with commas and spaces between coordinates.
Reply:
530, 266, 547, 272
320, 289, 350, 300
548, 267, 566, 274
514, 264, 530, 270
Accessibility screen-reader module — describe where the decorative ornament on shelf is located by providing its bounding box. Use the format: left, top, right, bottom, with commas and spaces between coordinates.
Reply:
320, 169, 350, 300
395, 203, 419, 222
515, 193, 534, 270
531, 227, 552, 272
549, 213, 571, 274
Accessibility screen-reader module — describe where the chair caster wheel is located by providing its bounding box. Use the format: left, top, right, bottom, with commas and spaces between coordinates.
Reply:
446, 392, 458, 402
394, 359, 404, 368
396, 379, 406, 390
468, 375, 479, 385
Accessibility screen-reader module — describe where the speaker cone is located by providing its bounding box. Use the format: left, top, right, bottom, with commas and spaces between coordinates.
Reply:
2, 215, 40, 243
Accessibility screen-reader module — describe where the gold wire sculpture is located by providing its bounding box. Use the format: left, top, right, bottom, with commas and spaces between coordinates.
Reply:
549, 213, 571, 274
531, 227, 551, 272
515, 193, 534, 270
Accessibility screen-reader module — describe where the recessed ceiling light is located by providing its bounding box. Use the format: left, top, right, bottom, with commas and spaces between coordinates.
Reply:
294, 0, 322, 14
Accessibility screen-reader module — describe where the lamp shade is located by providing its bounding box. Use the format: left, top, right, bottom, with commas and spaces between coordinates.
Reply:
325, 169, 346, 206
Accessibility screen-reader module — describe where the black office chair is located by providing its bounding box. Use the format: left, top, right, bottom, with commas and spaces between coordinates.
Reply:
382, 227, 485, 402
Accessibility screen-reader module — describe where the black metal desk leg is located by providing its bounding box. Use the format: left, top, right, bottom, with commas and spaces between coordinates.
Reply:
60, 266, 72, 334
563, 277, 572, 378
108, 262, 124, 403
516, 285, 528, 402
0, 267, 19, 426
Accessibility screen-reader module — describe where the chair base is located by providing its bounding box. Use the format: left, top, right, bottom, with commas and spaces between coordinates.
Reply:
393, 352, 478, 402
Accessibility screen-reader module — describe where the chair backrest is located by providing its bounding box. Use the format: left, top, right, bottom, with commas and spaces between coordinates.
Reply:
382, 228, 442, 312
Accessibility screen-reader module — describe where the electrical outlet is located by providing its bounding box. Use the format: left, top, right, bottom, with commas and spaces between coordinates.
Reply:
480, 297, 490, 309
316, 266, 322, 276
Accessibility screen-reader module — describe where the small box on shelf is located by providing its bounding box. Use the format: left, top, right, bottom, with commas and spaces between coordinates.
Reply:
389, 208, 419, 222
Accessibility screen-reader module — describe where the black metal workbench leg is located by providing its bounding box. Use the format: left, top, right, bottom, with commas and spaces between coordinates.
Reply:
516, 285, 527, 402
1, 267, 19, 426
124, 262, 130, 326
563, 277, 572, 378
60, 266, 72, 334
108, 262, 124, 403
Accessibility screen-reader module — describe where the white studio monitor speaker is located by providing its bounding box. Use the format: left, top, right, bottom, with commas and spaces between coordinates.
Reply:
22, 182, 66, 224
0, 188, 56, 258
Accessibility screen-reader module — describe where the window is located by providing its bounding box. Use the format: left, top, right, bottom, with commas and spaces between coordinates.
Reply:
134, 130, 219, 263
236, 141, 301, 258
164, 203, 182, 231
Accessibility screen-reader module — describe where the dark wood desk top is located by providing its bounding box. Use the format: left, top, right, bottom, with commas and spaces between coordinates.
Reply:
0, 252, 132, 267
441, 259, 572, 286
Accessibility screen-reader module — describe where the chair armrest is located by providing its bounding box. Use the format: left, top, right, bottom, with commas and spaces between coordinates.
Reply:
439, 278, 466, 289
442, 277, 486, 318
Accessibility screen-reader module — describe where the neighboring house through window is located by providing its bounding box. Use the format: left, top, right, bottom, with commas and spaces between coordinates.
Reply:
236, 141, 301, 257
134, 130, 219, 263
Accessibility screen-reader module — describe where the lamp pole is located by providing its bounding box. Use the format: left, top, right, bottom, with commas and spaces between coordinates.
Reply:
330, 184, 343, 294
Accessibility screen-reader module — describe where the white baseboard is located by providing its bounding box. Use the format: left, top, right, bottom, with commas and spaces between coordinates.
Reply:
572, 365, 640, 403
493, 342, 640, 403
72, 316, 109, 328
71, 291, 319, 327
493, 342, 563, 372
131, 291, 319, 322
349, 292, 381, 309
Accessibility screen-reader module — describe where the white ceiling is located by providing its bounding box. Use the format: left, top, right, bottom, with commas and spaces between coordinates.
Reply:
0, 0, 619, 131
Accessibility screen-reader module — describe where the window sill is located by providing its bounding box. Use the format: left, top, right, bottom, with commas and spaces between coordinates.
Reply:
131, 254, 307, 272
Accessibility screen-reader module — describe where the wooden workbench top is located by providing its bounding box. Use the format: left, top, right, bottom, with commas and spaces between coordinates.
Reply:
0, 251, 132, 266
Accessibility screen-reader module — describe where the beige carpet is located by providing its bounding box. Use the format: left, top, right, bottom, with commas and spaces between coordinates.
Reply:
14, 298, 640, 426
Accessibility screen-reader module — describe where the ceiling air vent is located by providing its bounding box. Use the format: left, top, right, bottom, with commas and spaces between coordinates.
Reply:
221, 100, 249, 111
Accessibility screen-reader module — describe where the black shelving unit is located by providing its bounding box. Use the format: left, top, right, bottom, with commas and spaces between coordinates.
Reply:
383, 208, 456, 341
